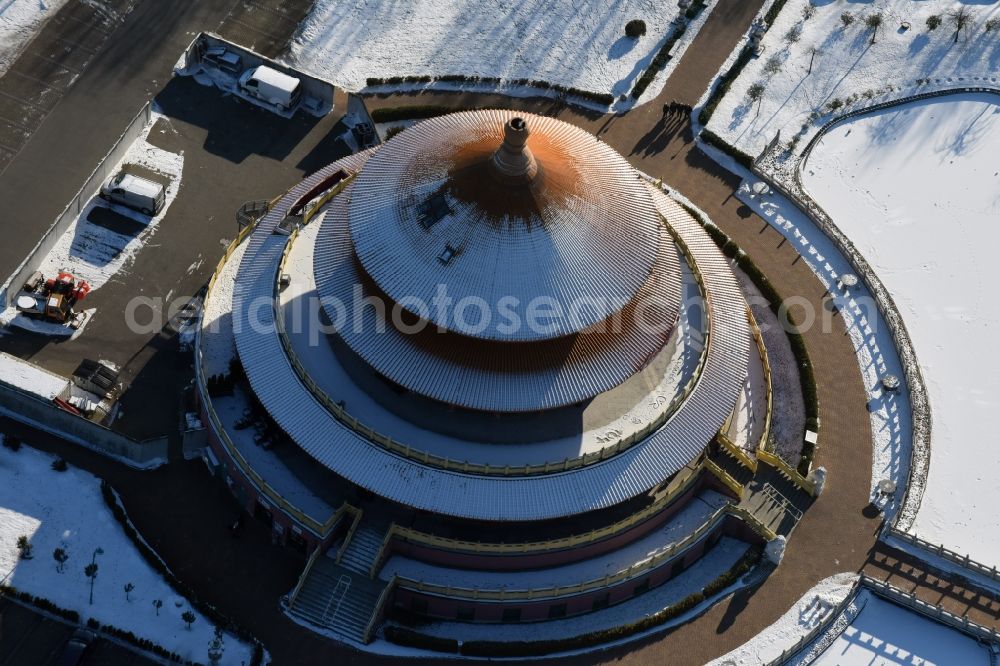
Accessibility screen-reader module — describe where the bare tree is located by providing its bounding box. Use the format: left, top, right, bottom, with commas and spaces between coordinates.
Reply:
747, 82, 766, 115
948, 7, 972, 42
124, 582, 135, 602
53, 547, 68, 573
763, 54, 784, 76
152, 599, 163, 616
182, 610, 196, 630
865, 13, 883, 44
841, 12, 855, 28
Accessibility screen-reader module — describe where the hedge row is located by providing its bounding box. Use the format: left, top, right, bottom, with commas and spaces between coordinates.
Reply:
681, 204, 820, 474
365, 74, 615, 106
99, 482, 266, 666
699, 128, 755, 170
630, 23, 687, 99
370, 105, 480, 123
0, 585, 189, 663
698, 0, 790, 126
384, 546, 763, 657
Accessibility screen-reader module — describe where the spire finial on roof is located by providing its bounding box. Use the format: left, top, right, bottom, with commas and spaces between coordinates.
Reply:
492, 116, 538, 181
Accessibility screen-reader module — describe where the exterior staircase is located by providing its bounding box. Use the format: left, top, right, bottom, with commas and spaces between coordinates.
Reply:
710, 446, 755, 488
287, 554, 390, 644
337, 520, 389, 577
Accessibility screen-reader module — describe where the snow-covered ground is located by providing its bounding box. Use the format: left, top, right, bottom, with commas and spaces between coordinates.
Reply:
0, 351, 69, 400
0, 0, 70, 77
381, 490, 729, 590
706, 0, 1000, 159
708, 573, 858, 666
34, 114, 183, 292
810, 591, 990, 665
0, 443, 254, 664
200, 240, 247, 378
286, 0, 707, 105
802, 93, 1000, 566
734, 180, 913, 520
733, 267, 805, 463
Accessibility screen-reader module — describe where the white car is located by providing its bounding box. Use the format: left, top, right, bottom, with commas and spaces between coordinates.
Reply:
100, 171, 165, 216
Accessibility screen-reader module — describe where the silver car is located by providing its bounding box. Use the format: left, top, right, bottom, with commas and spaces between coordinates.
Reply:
100, 171, 165, 216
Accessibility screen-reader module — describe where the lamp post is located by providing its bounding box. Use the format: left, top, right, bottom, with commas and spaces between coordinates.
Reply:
85, 547, 104, 605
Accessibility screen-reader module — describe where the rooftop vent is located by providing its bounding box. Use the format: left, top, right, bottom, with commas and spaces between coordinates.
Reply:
492, 117, 537, 182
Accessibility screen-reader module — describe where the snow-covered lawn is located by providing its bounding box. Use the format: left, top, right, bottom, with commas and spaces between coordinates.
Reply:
708, 573, 857, 666
706, 0, 1000, 159
811, 591, 990, 665
0, 443, 254, 664
35, 114, 183, 292
802, 93, 1000, 566
734, 179, 913, 521
287, 0, 700, 103
0, 0, 70, 77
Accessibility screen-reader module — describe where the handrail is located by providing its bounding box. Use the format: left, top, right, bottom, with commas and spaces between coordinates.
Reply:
860, 574, 1000, 644
270, 215, 714, 477
748, 307, 773, 455
396, 506, 732, 602
197, 219, 351, 538
335, 507, 364, 565
362, 576, 397, 644
725, 504, 777, 542
765, 577, 863, 665
387, 461, 705, 557
756, 448, 817, 497
705, 458, 744, 498
288, 545, 323, 608
883, 526, 1000, 588
717, 430, 758, 474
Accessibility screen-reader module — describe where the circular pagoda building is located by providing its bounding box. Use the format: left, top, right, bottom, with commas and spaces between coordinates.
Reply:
196, 110, 772, 647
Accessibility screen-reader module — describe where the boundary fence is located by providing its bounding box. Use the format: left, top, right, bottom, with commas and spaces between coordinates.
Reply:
1, 103, 153, 308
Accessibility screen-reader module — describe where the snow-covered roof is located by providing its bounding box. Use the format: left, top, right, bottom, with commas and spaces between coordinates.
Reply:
314, 184, 683, 412
346, 110, 663, 342
0, 352, 70, 401
227, 150, 750, 521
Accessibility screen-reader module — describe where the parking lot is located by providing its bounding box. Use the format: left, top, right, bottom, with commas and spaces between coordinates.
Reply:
0, 596, 158, 665
1, 74, 352, 442
0, 0, 137, 177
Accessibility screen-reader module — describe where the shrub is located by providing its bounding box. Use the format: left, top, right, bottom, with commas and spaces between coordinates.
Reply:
764, 0, 790, 26
840, 12, 854, 27
625, 19, 647, 38
384, 126, 405, 141
784, 24, 802, 43
685, 0, 707, 20
801, 4, 816, 21
826, 98, 843, 112
986, 17, 1000, 32
762, 54, 783, 76
2, 434, 21, 451
926, 14, 941, 31
699, 44, 754, 124
631, 23, 687, 98
51, 457, 68, 472
699, 129, 755, 170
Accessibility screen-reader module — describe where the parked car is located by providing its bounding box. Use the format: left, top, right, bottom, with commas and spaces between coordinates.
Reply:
55, 629, 96, 666
100, 171, 165, 216
238, 65, 302, 111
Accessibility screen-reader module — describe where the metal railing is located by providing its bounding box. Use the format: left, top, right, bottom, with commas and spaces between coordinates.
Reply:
362, 576, 398, 644
396, 506, 731, 602
379, 462, 704, 559
748, 307, 773, 456
196, 218, 350, 539
334, 507, 364, 565
756, 448, 816, 497
288, 545, 324, 609
705, 458, 744, 497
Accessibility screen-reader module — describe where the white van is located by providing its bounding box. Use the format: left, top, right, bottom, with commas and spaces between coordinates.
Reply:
100, 172, 165, 216
238, 65, 302, 112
